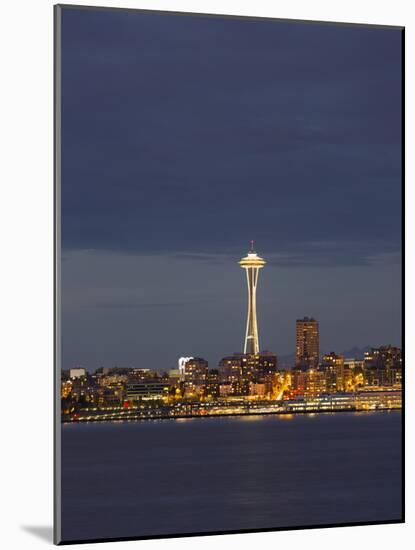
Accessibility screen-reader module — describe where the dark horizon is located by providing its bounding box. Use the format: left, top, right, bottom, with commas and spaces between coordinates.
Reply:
60, 7, 402, 371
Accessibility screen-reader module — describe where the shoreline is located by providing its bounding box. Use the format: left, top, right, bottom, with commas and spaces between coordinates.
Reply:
61, 406, 401, 425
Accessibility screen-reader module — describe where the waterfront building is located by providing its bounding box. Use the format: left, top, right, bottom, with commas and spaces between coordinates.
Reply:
219, 383, 232, 397
131, 368, 152, 378
126, 380, 169, 401
282, 393, 356, 413
99, 373, 129, 386
218, 380, 249, 397
168, 368, 181, 379
204, 370, 220, 399
125, 368, 153, 384
178, 357, 194, 381
271, 370, 290, 400
70, 367, 86, 379
354, 389, 402, 409
364, 346, 402, 387
229, 379, 250, 396
282, 389, 401, 413
305, 369, 326, 397
246, 351, 278, 379
61, 380, 72, 399
238, 352, 278, 382
319, 352, 345, 391
344, 358, 365, 370
182, 357, 208, 397
364, 346, 402, 370
219, 352, 277, 395
342, 358, 365, 391
68, 375, 99, 405
219, 355, 243, 383
291, 369, 326, 398
295, 317, 319, 369
249, 382, 267, 398
291, 370, 306, 396
96, 386, 125, 407
239, 242, 266, 354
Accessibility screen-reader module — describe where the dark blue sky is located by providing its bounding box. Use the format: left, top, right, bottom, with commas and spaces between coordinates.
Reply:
60, 7, 402, 371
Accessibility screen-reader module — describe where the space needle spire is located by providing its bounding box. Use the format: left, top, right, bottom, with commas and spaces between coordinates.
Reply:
239, 242, 266, 355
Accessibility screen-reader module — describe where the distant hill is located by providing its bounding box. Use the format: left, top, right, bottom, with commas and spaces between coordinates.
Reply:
339, 346, 372, 360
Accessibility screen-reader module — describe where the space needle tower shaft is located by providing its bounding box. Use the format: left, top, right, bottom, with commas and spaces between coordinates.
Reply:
238, 242, 266, 355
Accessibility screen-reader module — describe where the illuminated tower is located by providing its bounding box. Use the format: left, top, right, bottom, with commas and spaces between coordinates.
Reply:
239, 242, 266, 355
295, 317, 319, 369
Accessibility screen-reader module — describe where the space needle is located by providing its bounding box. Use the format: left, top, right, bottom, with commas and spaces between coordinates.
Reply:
239, 241, 266, 355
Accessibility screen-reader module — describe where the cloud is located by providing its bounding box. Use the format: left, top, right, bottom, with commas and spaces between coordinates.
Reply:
94, 298, 210, 309
60, 9, 402, 263
168, 240, 401, 268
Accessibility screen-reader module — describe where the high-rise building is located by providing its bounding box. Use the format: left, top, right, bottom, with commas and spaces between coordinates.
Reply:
295, 317, 319, 369
239, 242, 266, 354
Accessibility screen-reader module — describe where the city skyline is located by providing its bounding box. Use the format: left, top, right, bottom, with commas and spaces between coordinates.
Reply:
62, 238, 401, 371
61, 9, 402, 371
63, 245, 399, 373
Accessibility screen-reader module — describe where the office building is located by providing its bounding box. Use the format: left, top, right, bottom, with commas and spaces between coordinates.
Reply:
295, 317, 319, 369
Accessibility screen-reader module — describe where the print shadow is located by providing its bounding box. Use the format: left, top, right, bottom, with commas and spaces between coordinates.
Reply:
21, 525, 53, 543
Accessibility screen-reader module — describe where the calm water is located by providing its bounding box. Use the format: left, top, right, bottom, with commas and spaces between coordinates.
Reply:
61, 411, 402, 541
